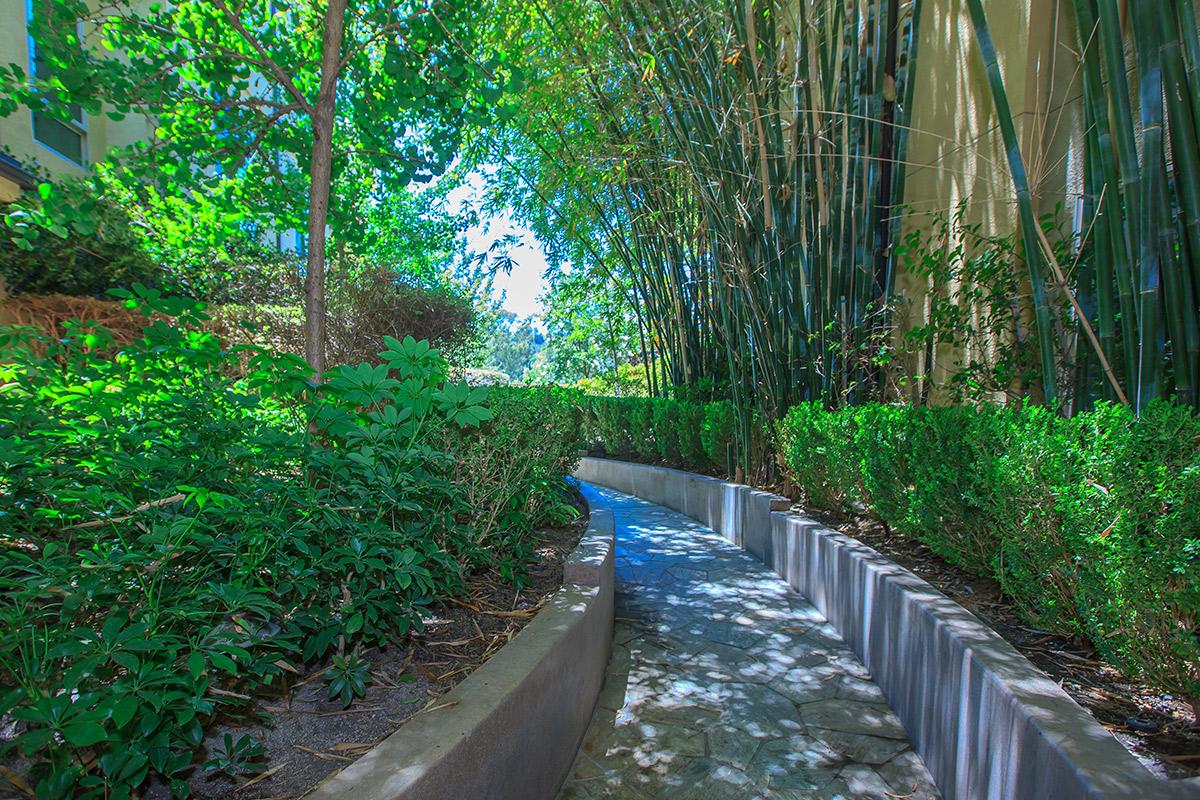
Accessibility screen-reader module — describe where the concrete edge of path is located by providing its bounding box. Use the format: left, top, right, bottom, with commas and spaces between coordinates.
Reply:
573, 456, 1200, 800
307, 497, 616, 800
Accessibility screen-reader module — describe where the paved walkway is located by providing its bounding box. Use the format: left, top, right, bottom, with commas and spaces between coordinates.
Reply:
558, 483, 941, 800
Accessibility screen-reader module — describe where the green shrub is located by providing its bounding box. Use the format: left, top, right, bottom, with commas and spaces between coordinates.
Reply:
576, 396, 752, 476
444, 385, 585, 582
1083, 402, 1200, 705
777, 399, 1200, 715
849, 404, 912, 524
901, 406, 1012, 573
588, 396, 632, 457
701, 401, 736, 473
675, 402, 708, 467
0, 289, 563, 799
775, 402, 861, 512
625, 398, 656, 459
651, 399, 683, 463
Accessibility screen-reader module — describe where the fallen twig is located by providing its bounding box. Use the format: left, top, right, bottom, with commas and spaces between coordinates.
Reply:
234, 763, 286, 792
65, 493, 187, 529
315, 706, 382, 717
293, 745, 353, 762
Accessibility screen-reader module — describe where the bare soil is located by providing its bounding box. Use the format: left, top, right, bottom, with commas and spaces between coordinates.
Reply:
793, 502, 1200, 781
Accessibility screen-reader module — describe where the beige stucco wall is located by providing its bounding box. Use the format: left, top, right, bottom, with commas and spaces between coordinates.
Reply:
0, 174, 21, 202
896, 0, 1081, 402
0, 0, 153, 186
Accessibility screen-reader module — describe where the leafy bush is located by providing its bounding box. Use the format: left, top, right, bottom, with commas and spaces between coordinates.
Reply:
442, 385, 586, 583
0, 290, 561, 798
216, 260, 480, 370
579, 396, 765, 479
776, 402, 861, 512
1, 184, 163, 298
588, 397, 634, 458
778, 400, 1200, 714
675, 402, 708, 467
651, 400, 683, 464
625, 398, 655, 454
700, 401, 737, 473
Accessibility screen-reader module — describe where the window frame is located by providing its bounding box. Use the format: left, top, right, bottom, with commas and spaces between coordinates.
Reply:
26, 0, 88, 167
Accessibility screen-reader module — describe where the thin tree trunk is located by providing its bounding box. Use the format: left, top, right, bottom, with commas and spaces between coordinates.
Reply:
606, 313, 622, 396
303, 0, 348, 374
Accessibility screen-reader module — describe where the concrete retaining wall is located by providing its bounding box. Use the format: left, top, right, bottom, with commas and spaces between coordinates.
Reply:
309, 502, 616, 800
574, 456, 1200, 800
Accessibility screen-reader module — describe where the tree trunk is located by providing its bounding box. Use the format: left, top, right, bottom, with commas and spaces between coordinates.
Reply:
303, 0, 348, 374
606, 313, 622, 396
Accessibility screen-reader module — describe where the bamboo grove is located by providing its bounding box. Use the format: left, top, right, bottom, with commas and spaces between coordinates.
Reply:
494, 0, 1200, 426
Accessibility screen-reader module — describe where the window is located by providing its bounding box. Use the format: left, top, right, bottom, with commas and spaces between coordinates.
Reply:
32, 112, 84, 164
26, 0, 87, 165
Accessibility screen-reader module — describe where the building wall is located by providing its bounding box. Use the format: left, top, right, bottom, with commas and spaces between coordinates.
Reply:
896, 0, 1082, 402
0, 174, 21, 202
0, 0, 153, 185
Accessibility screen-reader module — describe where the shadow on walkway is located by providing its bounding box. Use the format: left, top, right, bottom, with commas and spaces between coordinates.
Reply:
557, 483, 941, 800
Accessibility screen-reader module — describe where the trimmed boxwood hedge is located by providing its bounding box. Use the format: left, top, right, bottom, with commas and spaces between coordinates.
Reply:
777, 400, 1199, 717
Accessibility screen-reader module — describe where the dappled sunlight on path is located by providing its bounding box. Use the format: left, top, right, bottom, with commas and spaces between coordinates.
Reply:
558, 483, 940, 800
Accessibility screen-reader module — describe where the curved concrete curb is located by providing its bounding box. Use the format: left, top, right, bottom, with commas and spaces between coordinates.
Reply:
308, 500, 615, 800
574, 456, 1200, 800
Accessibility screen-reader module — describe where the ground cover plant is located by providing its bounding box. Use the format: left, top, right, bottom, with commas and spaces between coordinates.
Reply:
0, 289, 581, 799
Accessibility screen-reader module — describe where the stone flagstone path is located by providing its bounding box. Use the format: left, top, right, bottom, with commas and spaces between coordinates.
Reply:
558, 482, 941, 800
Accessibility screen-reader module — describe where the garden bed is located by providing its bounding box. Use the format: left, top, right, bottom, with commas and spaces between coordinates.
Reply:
171, 502, 584, 800
40, 500, 588, 800
795, 503, 1200, 781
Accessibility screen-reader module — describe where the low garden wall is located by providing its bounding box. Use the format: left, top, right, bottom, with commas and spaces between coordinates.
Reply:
574, 456, 1200, 800
309, 502, 615, 800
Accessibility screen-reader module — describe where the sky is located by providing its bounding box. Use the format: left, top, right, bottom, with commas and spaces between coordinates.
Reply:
465, 210, 550, 318
444, 169, 551, 319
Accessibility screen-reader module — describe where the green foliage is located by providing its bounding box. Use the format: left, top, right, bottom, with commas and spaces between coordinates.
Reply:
204, 734, 266, 779
777, 400, 1200, 709
776, 403, 861, 513
325, 654, 372, 709
440, 385, 585, 585
578, 396, 762, 478
700, 402, 737, 475
2, 1, 513, 250
0, 291, 561, 798
492, 0, 921, 421
478, 311, 543, 381
574, 362, 652, 398
0, 180, 161, 297
527, 266, 644, 390
588, 397, 634, 459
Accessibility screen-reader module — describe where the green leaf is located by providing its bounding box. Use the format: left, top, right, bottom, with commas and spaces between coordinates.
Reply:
111, 696, 138, 728
208, 651, 237, 674
187, 651, 206, 679
62, 722, 108, 747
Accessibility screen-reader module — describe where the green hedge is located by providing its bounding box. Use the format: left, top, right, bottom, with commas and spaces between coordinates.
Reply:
779, 400, 1200, 711
578, 396, 768, 477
